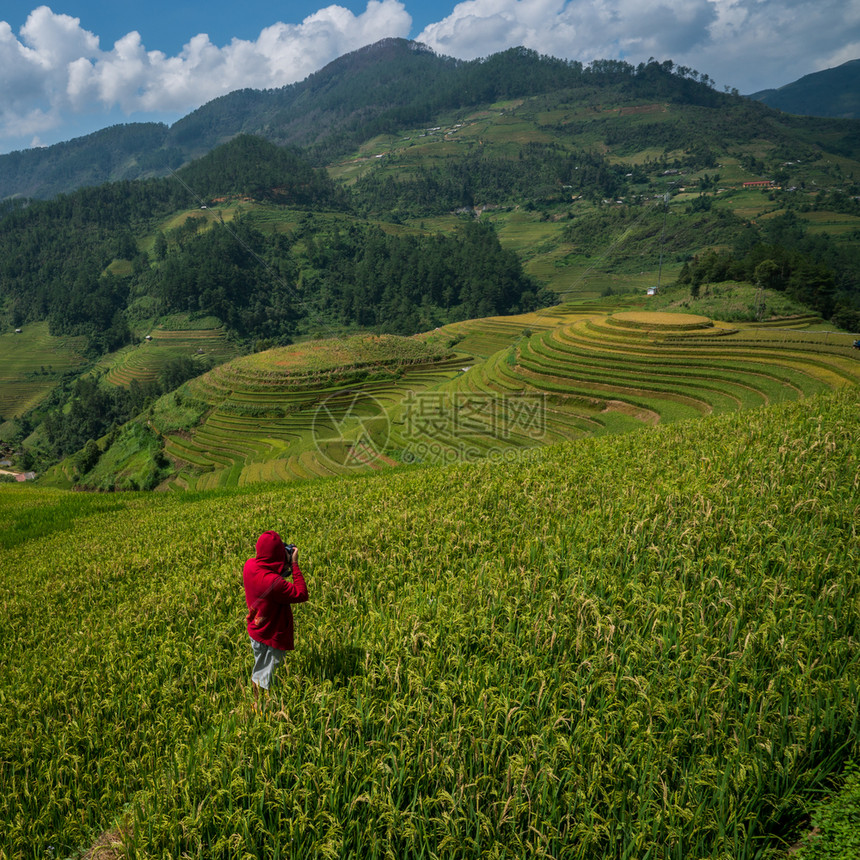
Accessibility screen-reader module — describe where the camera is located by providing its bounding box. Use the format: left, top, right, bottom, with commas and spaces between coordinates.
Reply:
283, 543, 296, 556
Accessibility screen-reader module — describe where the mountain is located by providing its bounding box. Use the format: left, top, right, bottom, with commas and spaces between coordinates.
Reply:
0, 123, 176, 200
749, 58, 860, 118
4, 38, 844, 201
1, 39, 532, 200
5, 39, 645, 200
0, 39, 444, 198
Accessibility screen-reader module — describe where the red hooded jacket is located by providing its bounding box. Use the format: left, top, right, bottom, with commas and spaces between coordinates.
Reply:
243, 531, 309, 650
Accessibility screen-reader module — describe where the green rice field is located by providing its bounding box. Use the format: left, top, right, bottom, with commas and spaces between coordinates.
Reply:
1, 384, 858, 858
0, 321, 88, 422
99, 324, 237, 388
111, 308, 860, 492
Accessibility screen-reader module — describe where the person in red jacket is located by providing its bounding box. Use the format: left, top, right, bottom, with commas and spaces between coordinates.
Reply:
243, 530, 309, 707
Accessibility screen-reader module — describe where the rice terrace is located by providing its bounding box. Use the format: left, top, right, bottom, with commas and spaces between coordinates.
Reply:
2, 303, 859, 859
53, 305, 860, 492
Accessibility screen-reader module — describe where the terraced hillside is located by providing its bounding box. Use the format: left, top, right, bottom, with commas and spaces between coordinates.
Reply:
136, 308, 860, 491
158, 334, 463, 490
0, 322, 88, 423
100, 322, 237, 387
391, 309, 858, 466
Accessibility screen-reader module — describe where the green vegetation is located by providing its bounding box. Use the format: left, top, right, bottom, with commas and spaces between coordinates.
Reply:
56, 306, 860, 492
2, 45, 859, 858
2, 386, 858, 857
0, 321, 87, 423
99, 323, 235, 387
793, 763, 860, 859
648, 282, 815, 322
674, 211, 860, 326
2, 41, 860, 485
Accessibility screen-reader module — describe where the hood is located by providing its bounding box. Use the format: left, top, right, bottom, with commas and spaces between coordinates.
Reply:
255, 530, 286, 568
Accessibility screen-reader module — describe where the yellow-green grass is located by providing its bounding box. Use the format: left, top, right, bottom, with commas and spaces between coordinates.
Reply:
428, 309, 587, 359
584, 316, 734, 341
406, 216, 473, 239
717, 189, 781, 220
159, 335, 465, 489
744, 313, 825, 330
648, 282, 816, 323
605, 146, 668, 166
0, 321, 88, 421
138, 204, 255, 255
474, 114, 556, 145
502, 344, 715, 423
556, 268, 681, 302
241, 206, 305, 235
608, 310, 713, 330
330, 121, 485, 183
582, 321, 856, 381
227, 333, 446, 379
525, 329, 779, 412
106, 259, 134, 277
3, 387, 859, 858
484, 211, 646, 300
158, 202, 247, 232
147, 307, 860, 489
709, 156, 746, 183
484, 313, 860, 427
522, 243, 581, 283
491, 210, 567, 255
156, 313, 225, 332
410, 350, 612, 452
101, 325, 236, 387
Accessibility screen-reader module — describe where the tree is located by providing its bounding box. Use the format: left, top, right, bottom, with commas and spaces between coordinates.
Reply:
754, 259, 782, 291
76, 439, 101, 474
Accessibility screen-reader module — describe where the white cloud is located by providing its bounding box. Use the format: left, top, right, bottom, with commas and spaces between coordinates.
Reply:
822, 41, 860, 72
417, 0, 717, 63
416, 0, 860, 92
0, 1, 412, 147
0, 0, 858, 152
697, 0, 860, 91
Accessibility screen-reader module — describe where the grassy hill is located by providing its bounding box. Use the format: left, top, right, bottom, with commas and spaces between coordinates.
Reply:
50, 304, 860, 491
97, 319, 237, 388
0, 322, 88, 425
2, 385, 858, 857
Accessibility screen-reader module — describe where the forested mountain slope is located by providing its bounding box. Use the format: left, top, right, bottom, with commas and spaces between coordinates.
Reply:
750, 58, 860, 119
3, 39, 860, 200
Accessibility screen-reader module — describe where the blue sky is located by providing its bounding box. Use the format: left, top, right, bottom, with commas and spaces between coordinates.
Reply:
1, 0, 858, 154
